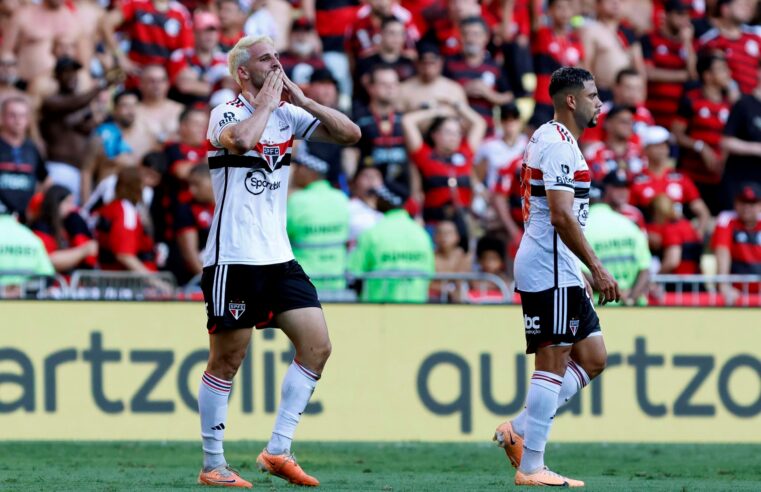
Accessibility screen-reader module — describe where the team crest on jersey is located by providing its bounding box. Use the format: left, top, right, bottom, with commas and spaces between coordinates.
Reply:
229, 301, 246, 320
569, 318, 580, 336
262, 145, 281, 169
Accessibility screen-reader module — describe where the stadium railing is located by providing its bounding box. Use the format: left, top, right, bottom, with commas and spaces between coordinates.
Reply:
0, 270, 69, 299
650, 274, 761, 307
68, 270, 177, 301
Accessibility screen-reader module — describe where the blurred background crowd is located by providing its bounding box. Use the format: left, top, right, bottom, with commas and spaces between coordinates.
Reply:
0, 0, 760, 305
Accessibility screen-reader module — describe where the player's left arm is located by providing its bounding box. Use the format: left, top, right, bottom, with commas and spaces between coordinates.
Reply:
281, 73, 361, 145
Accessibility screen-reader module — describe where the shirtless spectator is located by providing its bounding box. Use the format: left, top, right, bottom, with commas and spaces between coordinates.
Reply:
431, 220, 471, 301
698, 0, 761, 94
40, 57, 120, 204
399, 43, 467, 112
167, 12, 230, 105
0, 55, 25, 108
530, 0, 586, 128
1, 0, 81, 90
216, 0, 246, 53
0, 97, 47, 223
103, 0, 194, 78
642, 0, 697, 129
581, 0, 645, 100
354, 16, 417, 105
672, 52, 734, 214
107, 91, 158, 172
444, 16, 513, 134
244, 0, 293, 52
278, 18, 326, 86
136, 65, 183, 145
73, 0, 106, 83
584, 105, 646, 182
345, 0, 419, 66
583, 68, 655, 145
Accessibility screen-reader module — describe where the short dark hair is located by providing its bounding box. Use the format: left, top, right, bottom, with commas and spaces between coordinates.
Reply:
112, 89, 139, 106
499, 103, 521, 121
368, 63, 399, 84
460, 16, 488, 32
697, 51, 725, 81
380, 15, 403, 30
549, 67, 594, 98
179, 105, 207, 123
606, 104, 633, 120
424, 116, 459, 147
476, 236, 506, 262
548, 0, 570, 6
615, 67, 640, 85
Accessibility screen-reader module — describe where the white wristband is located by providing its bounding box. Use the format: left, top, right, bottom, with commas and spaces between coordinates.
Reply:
693, 140, 705, 153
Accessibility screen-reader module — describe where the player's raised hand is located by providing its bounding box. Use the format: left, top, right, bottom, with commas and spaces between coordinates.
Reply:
249, 70, 283, 111
593, 266, 620, 305
282, 72, 310, 107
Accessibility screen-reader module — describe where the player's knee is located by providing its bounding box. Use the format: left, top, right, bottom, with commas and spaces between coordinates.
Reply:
586, 351, 607, 379
208, 348, 247, 380
313, 339, 332, 368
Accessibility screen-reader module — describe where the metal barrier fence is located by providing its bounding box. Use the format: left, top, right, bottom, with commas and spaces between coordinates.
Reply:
2, 270, 760, 306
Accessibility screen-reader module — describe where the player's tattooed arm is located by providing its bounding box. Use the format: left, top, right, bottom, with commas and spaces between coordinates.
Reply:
546, 189, 621, 305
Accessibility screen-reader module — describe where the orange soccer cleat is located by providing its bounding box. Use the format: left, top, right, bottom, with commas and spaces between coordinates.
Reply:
494, 420, 524, 469
515, 466, 585, 487
256, 448, 320, 487
197, 465, 253, 488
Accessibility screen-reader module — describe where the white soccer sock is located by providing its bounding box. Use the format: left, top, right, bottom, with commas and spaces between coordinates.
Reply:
519, 371, 563, 473
512, 360, 590, 437
199, 371, 232, 471
267, 360, 320, 455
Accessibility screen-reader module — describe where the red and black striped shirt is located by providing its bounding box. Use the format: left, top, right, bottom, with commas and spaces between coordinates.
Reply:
642, 31, 689, 128
119, 0, 194, 68
444, 54, 510, 134
532, 26, 584, 107
698, 27, 761, 94
411, 142, 473, 222
712, 211, 761, 277
315, 0, 361, 52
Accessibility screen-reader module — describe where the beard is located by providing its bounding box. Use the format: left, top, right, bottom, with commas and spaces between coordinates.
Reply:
587, 113, 599, 128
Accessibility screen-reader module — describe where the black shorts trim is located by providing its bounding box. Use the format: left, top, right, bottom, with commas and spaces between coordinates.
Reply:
519, 286, 601, 354
201, 260, 321, 332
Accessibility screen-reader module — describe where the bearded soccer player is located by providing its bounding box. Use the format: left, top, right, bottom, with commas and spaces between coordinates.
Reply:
493, 67, 620, 487
196, 35, 360, 488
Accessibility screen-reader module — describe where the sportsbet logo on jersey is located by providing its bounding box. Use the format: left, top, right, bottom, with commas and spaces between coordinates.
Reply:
0, 303, 759, 442
245, 169, 280, 195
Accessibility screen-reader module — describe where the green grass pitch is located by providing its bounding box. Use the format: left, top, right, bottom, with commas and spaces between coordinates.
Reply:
1, 442, 760, 491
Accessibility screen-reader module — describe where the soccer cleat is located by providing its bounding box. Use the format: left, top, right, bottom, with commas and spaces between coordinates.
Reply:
493, 420, 524, 468
515, 466, 585, 487
256, 448, 320, 487
197, 465, 252, 488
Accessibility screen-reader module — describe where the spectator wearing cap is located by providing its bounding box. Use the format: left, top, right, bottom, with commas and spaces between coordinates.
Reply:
444, 16, 513, 135
345, 0, 419, 66
698, 0, 761, 94
580, 0, 645, 101
352, 64, 410, 195
582, 68, 655, 146
720, 60, 761, 212
30, 185, 97, 275
354, 16, 417, 105
0, 97, 47, 223
712, 182, 761, 304
0, 0, 80, 90
348, 165, 384, 245
399, 42, 467, 112
631, 126, 711, 235
584, 105, 646, 182
40, 57, 121, 205
648, 193, 703, 277
216, 0, 246, 53
529, 0, 585, 129
0, 199, 54, 290
584, 173, 652, 306
642, 0, 698, 129
278, 18, 326, 86
167, 11, 230, 106
601, 169, 646, 231
304, 68, 349, 190
349, 182, 434, 303
166, 164, 214, 286
287, 146, 350, 291
102, 0, 194, 80
402, 98, 486, 245
672, 52, 737, 214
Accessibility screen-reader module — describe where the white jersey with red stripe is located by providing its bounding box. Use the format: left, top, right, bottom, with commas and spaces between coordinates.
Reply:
203, 94, 320, 267
515, 121, 591, 292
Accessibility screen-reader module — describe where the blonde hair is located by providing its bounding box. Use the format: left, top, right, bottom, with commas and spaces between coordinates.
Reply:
228, 35, 275, 86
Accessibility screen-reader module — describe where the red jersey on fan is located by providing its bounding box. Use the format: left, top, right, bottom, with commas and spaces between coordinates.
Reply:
411, 142, 474, 222
95, 199, 157, 271
649, 218, 702, 274
315, 0, 361, 52
344, 3, 419, 61
712, 211, 761, 279
584, 140, 646, 182
641, 31, 689, 128
618, 203, 647, 230
630, 168, 700, 209
491, 153, 524, 226
673, 87, 730, 184
118, 0, 194, 68
218, 30, 244, 53
698, 27, 761, 94
582, 102, 655, 144
419, 1, 498, 57
483, 0, 530, 40
532, 26, 584, 108
166, 48, 228, 87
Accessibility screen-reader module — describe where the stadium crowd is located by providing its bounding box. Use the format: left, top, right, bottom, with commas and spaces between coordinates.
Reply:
0, 0, 760, 304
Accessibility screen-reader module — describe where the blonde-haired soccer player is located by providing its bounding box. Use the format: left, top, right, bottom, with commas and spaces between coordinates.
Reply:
196, 35, 360, 488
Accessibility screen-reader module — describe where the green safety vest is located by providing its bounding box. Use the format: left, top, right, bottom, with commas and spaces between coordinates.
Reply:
287, 180, 349, 291
584, 203, 652, 306
0, 216, 55, 286
349, 209, 435, 303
